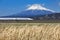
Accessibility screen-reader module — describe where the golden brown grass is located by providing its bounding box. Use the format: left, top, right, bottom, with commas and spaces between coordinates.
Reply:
0, 23, 60, 40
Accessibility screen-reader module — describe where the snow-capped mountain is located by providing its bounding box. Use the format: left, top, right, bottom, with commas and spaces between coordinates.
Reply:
0, 4, 57, 20
2, 4, 55, 17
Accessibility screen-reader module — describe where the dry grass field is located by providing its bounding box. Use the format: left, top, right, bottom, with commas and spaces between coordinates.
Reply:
0, 23, 60, 40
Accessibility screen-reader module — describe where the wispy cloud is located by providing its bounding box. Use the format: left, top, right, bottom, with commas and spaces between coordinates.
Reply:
59, 2, 60, 6
42, 4, 45, 6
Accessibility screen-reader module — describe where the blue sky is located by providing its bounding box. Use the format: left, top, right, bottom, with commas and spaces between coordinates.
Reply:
0, 0, 60, 16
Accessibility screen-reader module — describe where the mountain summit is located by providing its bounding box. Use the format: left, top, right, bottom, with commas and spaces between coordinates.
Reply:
27, 4, 55, 12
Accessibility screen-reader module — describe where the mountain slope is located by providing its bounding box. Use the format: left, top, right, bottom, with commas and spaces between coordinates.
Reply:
32, 13, 60, 20
5, 10, 53, 17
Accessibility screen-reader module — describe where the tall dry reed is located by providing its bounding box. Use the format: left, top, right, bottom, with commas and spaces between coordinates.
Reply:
0, 23, 60, 40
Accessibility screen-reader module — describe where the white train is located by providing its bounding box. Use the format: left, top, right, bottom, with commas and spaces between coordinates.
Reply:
0, 18, 33, 20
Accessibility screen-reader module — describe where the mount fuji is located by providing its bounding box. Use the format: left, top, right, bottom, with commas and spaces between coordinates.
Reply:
1, 4, 59, 20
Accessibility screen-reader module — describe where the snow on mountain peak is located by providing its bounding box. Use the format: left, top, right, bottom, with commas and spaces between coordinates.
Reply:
27, 4, 55, 12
